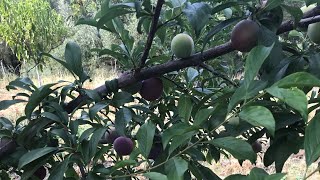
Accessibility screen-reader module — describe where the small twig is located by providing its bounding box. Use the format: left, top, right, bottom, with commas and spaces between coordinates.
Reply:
157, 12, 183, 30
304, 165, 320, 179
137, 0, 165, 72
200, 62, 238, 87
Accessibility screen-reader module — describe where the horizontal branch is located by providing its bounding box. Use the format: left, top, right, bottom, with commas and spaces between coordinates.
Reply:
65, 11, 320, 113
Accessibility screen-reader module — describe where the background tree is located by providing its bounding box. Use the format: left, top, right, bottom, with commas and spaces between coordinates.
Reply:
0, 0, 67, 74
2, 0, 320, 179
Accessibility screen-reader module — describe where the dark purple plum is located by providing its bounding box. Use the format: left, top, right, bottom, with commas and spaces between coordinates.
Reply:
251, 140, 262, 153
231, 19, 260, 52
113, 136, 134, 156
139, 78, 163, 101
0, 138, 17, 159
148, 143, 163, 160
100, 127, 120, 144
34, 166, 46, 180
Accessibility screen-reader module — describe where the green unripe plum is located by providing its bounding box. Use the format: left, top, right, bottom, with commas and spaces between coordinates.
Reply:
223, 8, 232, 19
171, 33, 194, 58
301, 4, 316, 13
231, 20, 260, 52
307, 22, 320, 44
227, 117, 240, 126
113, 136, 134, 156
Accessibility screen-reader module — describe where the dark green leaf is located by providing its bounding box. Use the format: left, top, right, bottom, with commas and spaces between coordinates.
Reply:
18, 147, 58, 169
0, 99, 26, 111
48, 155, 71, 180
25, 83, 60, 119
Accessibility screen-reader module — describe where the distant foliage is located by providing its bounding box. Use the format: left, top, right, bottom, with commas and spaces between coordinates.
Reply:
0, 0, 67, 62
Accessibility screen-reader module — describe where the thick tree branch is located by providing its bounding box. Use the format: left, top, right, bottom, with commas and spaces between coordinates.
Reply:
65, 12, 320, 113
137, 0, 165, 72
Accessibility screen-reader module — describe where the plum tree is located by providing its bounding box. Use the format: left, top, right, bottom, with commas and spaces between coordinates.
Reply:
33, 166, 46, 180
251, 141, 262, 153
139, 77, 163, 101
307, 22, 320, 44
100, 127, 120, 144
231, 19, 260, 52
2, 0, 320, 179
170, 33, 194, 58
113, 136, 134, 156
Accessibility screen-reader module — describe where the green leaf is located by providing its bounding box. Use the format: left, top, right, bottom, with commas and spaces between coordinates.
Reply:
183, 2, 211, 37
207, 137, 256, 163
170, 0, 186, 8
244, 44, 274, 90
266, 87, 308, 121
168, 131, 196, 155
48, 155, 71, 180
165, 157, 188, 180
115, 107, 132, 136
263, 0, 284, 11
144, 172, 168, 180
211, 2, 248, 15
112, 91, 134, 107
194, 108, 215, 126
281, 5, 303, 26
305, 113, 320, 166
178, 95, 193, 122
0, 99, 26, 110
136, 121, 156, 159
228, 80, 268, 112
25, 83, 59, 119
203, 17, 241, 50
186, 67, 199, 82
273, 72, 320, 88
89, 127, 107, 159
239, 106, 275, 136
64, 42, 86, 81
89, 102, 109, 120
97, 7, 133, 30
40, 53, 77, 79
110, 160, 136, 173
18, 147, 58, 169
162, 123, 197, 149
